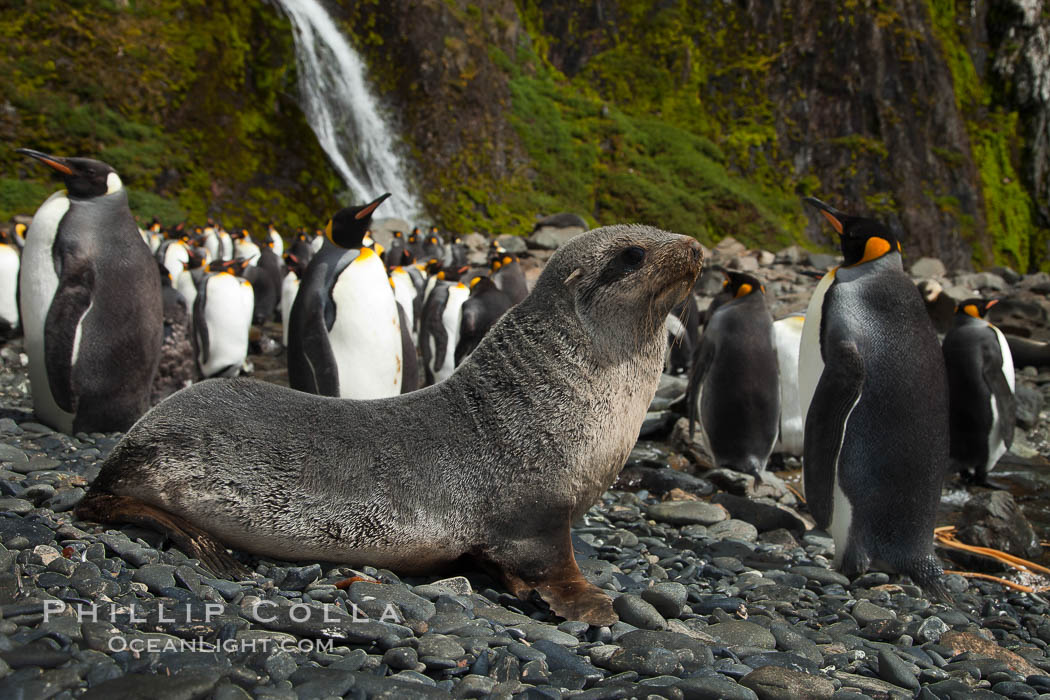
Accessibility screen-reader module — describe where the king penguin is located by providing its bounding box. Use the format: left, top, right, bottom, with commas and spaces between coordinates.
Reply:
194, 260, 254, 378
799, 197, 949, 598
0, 229, 20, 336
491, 253, 529, 305
420, 277, 471, 385
454, 275, 513, 365
286, 193, 403, 398
942, 298, 1016, 486
686, 270, 780, 477
16, 148, 162, 433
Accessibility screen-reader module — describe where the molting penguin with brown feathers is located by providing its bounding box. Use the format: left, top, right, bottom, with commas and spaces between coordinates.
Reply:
16, 148, 162, 434
686, 270, 780, 478
75, 225, 703, 625
799, 197, 950, 600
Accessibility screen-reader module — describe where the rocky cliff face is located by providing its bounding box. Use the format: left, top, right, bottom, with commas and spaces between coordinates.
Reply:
0, 0, 341, 229
2, 0, 1048, 270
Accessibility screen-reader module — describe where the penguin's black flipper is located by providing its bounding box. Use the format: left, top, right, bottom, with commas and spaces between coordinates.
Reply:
44, 256, 95, 413
685, 339, 714, 439
192, 279, 210, 369
397, 301, 418, 393
455, 301, 483, 366
802, 339, 864, 529
293, 291, 340, 396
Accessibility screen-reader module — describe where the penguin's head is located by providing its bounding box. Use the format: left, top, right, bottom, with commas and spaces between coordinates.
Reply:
719, 270, 765, 299
15, 223, 27, 238
957, 298, 998, 319
17, 148, 122, 198
393, 230, 403, 239
326, 193, 391, 249
0, 230, 12, 246
803, 197, 901, 267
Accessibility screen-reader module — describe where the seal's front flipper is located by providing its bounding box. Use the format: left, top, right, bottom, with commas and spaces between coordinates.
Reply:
488, 529, 618, 626
76, 493, 251, 579
534, 573, 617, 626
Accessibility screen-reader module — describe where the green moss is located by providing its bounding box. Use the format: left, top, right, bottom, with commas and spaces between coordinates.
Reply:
0, 178, 53, 222
926, 0, 1040, 270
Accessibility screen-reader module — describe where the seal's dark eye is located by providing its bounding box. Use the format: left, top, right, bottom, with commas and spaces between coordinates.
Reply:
621, 246, 646, 268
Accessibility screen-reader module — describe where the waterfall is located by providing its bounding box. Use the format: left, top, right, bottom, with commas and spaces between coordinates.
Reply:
273, 0, 423, 221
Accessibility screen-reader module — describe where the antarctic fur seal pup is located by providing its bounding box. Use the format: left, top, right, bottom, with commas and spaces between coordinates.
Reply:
77, 225, 704, 625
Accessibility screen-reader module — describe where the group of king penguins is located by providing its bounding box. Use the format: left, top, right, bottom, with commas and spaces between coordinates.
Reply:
6, 147, 1023, 595
283, 192, 527, 398
3, 149, 529, 433
682, 197, 1018, 599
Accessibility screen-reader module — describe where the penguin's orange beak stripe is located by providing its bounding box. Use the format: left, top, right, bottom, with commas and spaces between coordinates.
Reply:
819, 210, 843, 234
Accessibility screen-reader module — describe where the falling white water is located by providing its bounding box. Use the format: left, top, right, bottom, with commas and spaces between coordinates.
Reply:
274, 0, 423, 220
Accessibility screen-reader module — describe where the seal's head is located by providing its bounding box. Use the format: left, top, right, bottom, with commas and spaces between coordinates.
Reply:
540, 225, 703, 354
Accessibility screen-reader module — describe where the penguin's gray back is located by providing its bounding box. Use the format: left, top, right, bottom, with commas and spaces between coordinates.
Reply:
698, 293, 780, 474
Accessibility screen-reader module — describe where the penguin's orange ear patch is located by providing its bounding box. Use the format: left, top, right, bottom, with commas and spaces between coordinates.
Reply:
858, 237, 891, 265
963, 304, 980, 318
735, 283, 753, 298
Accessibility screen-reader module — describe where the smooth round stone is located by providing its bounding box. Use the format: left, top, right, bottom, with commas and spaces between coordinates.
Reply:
647, 501, 728, 526
132, 564, 177, 594
613, 594, 668, 631
707, 519, 759, 543
853, 601, 895, 626
706, 621, 776, 650
641, 583, 688, 618
740, 665, 835, 700
602, 647, 682, 677
279, 564, 320, 591
0, 445, 27, 464
11, 457, 61, 474
877, 649, 920, 690
416, 634, 465, 660
991, 681, 1039, 699
0, 498, 33, 516
675, 675, 758, 700
383, 646, 421, 671
788, 566, 850, 587
916, 616, 949, 643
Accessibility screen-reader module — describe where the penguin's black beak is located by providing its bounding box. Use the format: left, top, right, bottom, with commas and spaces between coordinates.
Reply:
803, 196, 846, 235
16, 148, 74, 176
355, 192, 392, 220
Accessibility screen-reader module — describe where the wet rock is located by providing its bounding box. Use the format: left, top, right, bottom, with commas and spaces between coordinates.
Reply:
81, 668, 225, 700
675, 675, 758, 700
939, 631, 1043, 677
877, 649, 920, 690
957, 491, 1041, 561
641, 582, 689, 618
707, 621, 776, 650
647, 501, 728, 526
711, 494, 808, 532
740, 665, 834, 700
613, 594, 668, 630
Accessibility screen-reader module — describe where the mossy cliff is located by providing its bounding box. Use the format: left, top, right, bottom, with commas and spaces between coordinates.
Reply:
0, 0, 341, 229
2, 0, 1049, 270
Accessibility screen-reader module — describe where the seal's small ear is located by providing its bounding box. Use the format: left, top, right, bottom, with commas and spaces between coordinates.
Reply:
564, 268, 583, 288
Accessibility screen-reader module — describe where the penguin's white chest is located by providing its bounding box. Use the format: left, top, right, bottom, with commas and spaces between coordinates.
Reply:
281, 272, 300, 348
774, 316, 806, 456
235, 241, 261, 266
162, 242, 190, 280
199, 275, 254, 377
828, 390, 863, 567
986, 323, 1015, 474
433, 284, 471, 383
176, 270, 198, 320
0, 245, 21, 329
329, 255, 402, 399
798, 271, 835, 423
20, 191, 73, 433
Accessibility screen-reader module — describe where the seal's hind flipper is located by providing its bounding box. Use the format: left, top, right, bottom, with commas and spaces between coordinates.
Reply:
76, 493, 251, 579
